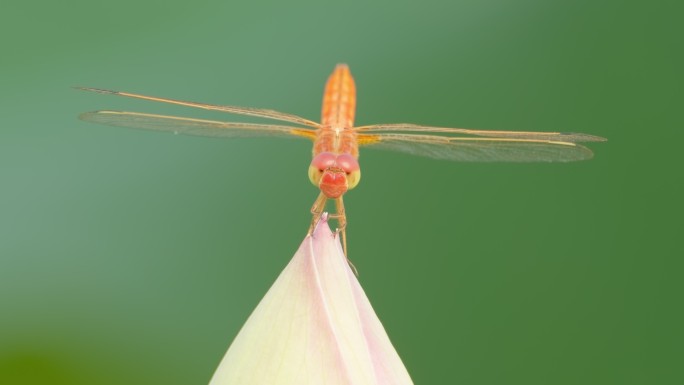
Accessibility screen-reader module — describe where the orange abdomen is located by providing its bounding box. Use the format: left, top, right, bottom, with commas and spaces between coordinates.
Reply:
321, 64, 356, 128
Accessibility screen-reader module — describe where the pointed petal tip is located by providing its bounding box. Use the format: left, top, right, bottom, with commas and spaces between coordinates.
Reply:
312, 212, 334, 238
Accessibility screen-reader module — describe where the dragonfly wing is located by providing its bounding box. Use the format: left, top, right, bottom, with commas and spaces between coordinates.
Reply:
76, 87, 321, 128
355, 124, 606, 143
358, 133, 595, 162
79, 111, 317, 140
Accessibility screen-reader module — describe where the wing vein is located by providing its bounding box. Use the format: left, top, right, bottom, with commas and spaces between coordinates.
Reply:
355, 123, 606, 143
79, 110, 317, 140
76, 87, 322, 128
358, 133, 595, 162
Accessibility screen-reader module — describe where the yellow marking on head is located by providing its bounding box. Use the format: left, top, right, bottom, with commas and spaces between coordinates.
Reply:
347, 170, 361, 190
308, 165, 322, 186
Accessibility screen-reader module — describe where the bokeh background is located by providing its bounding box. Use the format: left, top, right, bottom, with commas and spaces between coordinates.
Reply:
1, 0, 681, 384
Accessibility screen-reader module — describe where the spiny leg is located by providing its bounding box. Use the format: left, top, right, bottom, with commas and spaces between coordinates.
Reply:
333, 197, 347, 255
334, 197, 358, 276
309, 192, 328, 234
309, 193, 358, 275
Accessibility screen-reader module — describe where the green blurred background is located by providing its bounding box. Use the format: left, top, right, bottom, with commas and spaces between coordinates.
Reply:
1, 0, 681, 384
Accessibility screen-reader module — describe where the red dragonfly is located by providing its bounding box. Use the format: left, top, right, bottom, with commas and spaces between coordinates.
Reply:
79, 64, 605, 256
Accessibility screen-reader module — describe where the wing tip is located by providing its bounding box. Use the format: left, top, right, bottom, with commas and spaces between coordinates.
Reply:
559, 132, 608, 142
78, 111, 95, 121
78, 110, 122, 121
566, 143, 595, 162
74, 86, 119, 95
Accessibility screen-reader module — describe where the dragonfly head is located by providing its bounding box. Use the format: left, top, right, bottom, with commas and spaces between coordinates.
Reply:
309, 152, 361, 198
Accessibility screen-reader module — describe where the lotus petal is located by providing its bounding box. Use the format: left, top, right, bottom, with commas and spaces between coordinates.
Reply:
208, 215, 414, 385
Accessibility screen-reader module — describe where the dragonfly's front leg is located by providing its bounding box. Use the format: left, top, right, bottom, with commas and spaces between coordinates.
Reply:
332, 197, 347, 255
333, 197, 358, 275
309, 192, 328, 234
309, 193, 357, 274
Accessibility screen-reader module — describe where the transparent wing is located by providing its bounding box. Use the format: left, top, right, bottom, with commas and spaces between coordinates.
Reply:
358, 133, 596, 162
79, 111, 317, 140
76, 87, 321, 128
355, 123, 606, 143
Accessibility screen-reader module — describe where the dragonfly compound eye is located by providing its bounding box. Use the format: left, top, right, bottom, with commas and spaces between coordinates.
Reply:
309, 152, 336, 185
335, 153, 360, 174
311, 152, 337, 171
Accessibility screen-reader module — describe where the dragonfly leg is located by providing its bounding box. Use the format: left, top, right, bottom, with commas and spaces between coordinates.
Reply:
309, 193, 358, 275
333, 197, 358, 276
332, 197, 347, 254
309, 192, 328, 234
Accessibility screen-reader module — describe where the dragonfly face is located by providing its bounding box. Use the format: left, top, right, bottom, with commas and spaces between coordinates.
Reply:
308, 152, 361, 198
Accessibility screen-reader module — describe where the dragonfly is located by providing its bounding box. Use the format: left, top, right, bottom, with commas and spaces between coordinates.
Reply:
78, 64, 605, 258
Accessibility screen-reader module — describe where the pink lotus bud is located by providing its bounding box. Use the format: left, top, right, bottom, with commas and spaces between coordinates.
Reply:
208, 214, 414, 385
